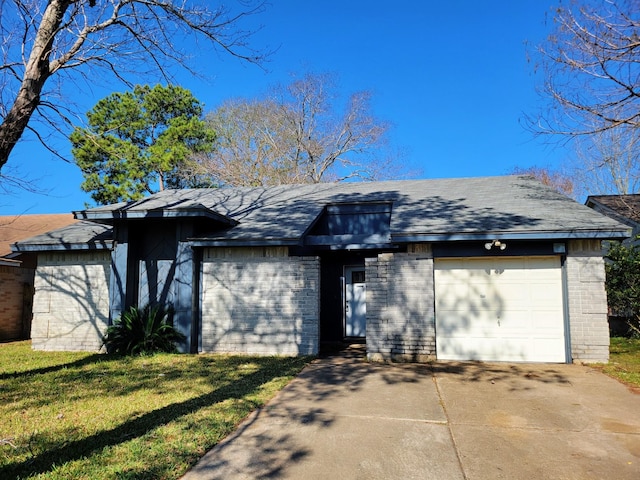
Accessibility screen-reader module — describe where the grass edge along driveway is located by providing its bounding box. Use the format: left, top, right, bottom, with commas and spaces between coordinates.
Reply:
595, 336, 640, 392
0, 341, 311, 480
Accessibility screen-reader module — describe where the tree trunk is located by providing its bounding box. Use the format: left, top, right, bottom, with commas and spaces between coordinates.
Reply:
0, 0, 72, 171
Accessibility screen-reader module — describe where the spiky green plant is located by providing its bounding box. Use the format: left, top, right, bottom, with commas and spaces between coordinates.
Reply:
103, 304, 186, 355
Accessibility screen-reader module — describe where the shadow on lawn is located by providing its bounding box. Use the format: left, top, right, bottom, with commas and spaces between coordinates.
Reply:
0, 357, 310, 479
0, 353, 117, 380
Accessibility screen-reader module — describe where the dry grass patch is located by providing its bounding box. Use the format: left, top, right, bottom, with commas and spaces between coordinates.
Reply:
0, 341, 311, 479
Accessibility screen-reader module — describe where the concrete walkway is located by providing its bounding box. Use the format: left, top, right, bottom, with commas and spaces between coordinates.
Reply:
182, 351, 640, 480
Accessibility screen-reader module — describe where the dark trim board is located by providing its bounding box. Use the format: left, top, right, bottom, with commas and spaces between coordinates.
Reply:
433, 240, 567, 258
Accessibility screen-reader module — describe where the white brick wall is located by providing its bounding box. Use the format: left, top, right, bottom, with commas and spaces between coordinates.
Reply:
32, 252, 110, 351
366, 245, 436, 362
566, 239, 610, 363
200, 248, 320, 355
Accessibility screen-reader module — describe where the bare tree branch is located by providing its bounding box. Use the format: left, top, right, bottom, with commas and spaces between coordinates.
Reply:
525, 1, 640, 196
0, 0, 267, 173
188, 72, 402, 187
528, 0, 640, 137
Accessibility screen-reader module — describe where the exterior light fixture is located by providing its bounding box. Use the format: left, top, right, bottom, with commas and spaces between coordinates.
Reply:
484, 240, 507, 251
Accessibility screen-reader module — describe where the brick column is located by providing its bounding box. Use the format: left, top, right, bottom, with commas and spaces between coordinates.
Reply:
366, 245, 436, 362
566, 239, 609, 363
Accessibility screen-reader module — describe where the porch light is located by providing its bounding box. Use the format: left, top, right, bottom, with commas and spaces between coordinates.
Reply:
484, 240, 507, 251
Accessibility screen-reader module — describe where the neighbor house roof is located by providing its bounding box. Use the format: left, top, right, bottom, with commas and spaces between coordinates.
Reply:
1, 214, 78, 263
585, 194, 640, 228
12, 176, 632, 252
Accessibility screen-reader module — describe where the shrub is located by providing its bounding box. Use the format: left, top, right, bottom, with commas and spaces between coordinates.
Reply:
605, 239, 640, 337
103, 304, 186, 355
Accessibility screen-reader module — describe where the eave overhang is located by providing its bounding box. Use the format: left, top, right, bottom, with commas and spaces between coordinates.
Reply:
0, 257, 21, 266
391, 228, 631, 243
304, 233, 391, 245
187, 228, 630, 249
74, 207, 238, 227
10, 239, 113, 253
188, 237, 300, 248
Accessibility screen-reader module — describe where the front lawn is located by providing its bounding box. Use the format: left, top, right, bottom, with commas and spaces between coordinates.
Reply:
0, 341, 311, 479
599, 337, 640, 389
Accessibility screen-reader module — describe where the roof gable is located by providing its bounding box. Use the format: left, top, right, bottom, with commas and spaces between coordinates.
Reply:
304, 202, 393, 249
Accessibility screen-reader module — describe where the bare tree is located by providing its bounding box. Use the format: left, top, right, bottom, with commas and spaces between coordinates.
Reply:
511, 165, 576, 197
530, 0, 640, 137
569, 124, 640, 195
189, 72, 399, 187
0, 0, 265, 173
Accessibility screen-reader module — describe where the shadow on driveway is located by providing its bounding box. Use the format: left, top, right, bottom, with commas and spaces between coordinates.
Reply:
182, 349, 640, 480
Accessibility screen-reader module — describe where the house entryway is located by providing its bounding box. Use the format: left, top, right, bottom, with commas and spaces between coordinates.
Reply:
344, 266, 366, 338
318, 341, 366, 360
318, 252, 371, 350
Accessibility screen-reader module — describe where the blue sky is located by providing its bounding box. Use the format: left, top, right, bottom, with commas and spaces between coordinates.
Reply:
0, 1, 566, 215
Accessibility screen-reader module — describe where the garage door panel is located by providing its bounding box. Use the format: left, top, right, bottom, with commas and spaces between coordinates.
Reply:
532, 338, 567, 361
530, 287, 563, 306
527, 256, 561, 269
494, 284, 530, 306
439, 336, 565, 362
437, 336, 531, 362
435, 286, 471, 306
533, 313, 565, 331
435, 256, 566, 363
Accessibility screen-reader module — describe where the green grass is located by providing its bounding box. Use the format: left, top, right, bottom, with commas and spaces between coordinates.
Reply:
0, 341, 311, 479
599, 337, 640, 389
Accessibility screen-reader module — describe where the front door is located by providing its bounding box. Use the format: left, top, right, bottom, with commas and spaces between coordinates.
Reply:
344, 266, 366, 337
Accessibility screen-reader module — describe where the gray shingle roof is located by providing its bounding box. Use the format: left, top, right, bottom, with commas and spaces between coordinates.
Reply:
13, 176, 631, 251
11, 221, 113, 252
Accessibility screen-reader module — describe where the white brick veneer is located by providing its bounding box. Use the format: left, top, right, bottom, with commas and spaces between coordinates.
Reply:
31, 252, 110, 351
566, 239, 610, 363
200, 248, 320, 355
365, 245, 436, 362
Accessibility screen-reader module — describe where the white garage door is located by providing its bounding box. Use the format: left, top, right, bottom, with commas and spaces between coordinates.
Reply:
434, 256, 566, 362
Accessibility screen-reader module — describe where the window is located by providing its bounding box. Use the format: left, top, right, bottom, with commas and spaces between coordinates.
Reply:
352, 270, 365, 283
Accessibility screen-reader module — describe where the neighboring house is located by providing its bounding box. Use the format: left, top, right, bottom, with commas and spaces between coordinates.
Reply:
585, 194, 640, 335
0, 214, 77, 341
12, 176, 631, 363
586, 194, 640, 244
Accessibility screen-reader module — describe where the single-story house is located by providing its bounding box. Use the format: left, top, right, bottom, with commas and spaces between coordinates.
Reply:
586, 194, 640, 245
11, 176, 631, 363
0, 214, 77, 341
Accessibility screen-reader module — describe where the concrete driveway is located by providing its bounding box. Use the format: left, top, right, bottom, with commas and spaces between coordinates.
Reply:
182, 351, 640, 480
